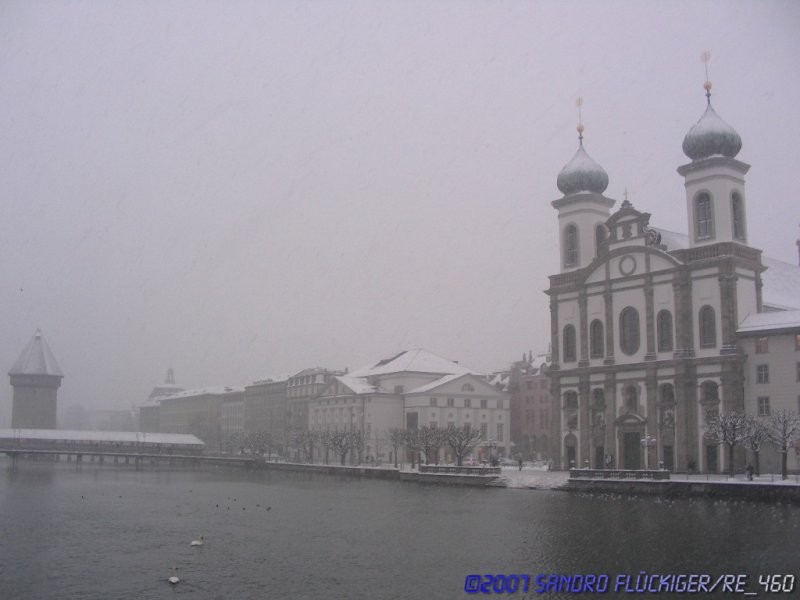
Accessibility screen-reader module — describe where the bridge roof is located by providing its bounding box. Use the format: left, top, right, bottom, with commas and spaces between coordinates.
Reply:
0, 428, 204, 447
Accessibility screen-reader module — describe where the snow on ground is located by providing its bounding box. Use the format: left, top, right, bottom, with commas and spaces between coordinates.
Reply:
496, 467, 800, 489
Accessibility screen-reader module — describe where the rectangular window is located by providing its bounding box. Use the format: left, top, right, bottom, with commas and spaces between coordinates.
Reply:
464, 398, 472, 408
429, 397, 437, 407
394, 385, 404, 393
526, 381, 533, 390
497, 400, 503, 410
755, 337, 769, 353
480, 399, 487, 409
756, 364, 769, 384
480, 423, 488, 440
496, 423, 504, 442
758, 397, 770, 417
447, 398, 454, 408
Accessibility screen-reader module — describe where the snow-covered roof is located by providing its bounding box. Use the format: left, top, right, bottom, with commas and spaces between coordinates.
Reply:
653, 228, 800, 311
407, 372, 467, 395
737, 309, 800, 334
8, 330, 63, 377
487, 371, 509, 390
0, 428, 204, 446
761, 256, 800, 311
350, 348, 475, 377
159, 385, 244, 401
334, 374, 382, 395
251, 374, 291, 385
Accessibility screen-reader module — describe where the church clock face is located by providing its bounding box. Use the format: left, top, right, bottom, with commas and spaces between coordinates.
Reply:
618, 255, 637, 277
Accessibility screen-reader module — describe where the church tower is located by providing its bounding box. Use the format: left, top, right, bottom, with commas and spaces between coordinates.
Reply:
551, 102, 615, 273
9, 329, 64, 429
678, 67, 749, 248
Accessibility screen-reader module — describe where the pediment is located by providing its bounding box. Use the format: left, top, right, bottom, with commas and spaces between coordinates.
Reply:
583, 246, 683, 285
614, 412, 647, 427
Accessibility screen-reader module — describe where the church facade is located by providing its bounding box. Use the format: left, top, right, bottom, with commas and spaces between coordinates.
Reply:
546, 82, 775, 473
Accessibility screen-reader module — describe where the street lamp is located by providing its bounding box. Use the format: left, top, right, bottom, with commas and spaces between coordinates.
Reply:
640, 434, 656, 470
488, 439, 496, 466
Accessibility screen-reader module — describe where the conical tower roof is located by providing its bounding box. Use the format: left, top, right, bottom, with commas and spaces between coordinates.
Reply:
9, 329, 64, 377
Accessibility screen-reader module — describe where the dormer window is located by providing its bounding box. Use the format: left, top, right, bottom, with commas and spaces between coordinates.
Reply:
564, 224, 579, 267
695, 193, 713, 240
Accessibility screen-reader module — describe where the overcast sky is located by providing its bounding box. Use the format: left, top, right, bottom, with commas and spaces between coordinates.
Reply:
2, 0, 799, 417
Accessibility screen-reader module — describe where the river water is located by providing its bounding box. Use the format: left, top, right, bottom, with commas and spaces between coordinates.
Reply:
1, 459, 798, 599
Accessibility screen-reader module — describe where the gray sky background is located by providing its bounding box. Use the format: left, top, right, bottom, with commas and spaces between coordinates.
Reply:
2, 0, 799, 417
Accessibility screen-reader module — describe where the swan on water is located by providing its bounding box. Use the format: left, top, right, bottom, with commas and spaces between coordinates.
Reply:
168, 566, 180, 585
190, 535, 204, 546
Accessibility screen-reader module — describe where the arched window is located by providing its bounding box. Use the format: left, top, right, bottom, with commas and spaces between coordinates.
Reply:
695, 192, 713, 240
702, 381, 719, 403
563, 325, 577, 363
657, 310, 673, 352
564, 391, 578, 409
564, 224, 579, 267
460, 383, 474, 392
619, 307, 640, 355
699, 305, 716, 348
624, 385, 638, 413
731, 192, 745, 240
595, 224, 606, 256
589, 320, 604, 359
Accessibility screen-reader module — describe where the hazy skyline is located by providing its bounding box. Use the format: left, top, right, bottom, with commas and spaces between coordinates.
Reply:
2, 1, 800, 416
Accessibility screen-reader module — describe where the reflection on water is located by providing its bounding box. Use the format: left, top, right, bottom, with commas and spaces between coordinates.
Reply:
0, 459, 798, 599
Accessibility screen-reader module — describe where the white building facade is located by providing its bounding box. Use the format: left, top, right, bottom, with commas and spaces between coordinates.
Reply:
309, 349, 511, 464
545, 82, 797, 473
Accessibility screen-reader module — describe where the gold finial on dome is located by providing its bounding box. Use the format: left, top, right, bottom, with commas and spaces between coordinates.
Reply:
701, 50, 712, 103
576, 96, 584, 144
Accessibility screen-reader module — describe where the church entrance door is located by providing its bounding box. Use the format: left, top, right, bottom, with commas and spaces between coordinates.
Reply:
623, 432, 641, 469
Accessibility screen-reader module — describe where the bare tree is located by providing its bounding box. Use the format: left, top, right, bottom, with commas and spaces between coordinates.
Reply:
767, 409, 800, 480
320, 429, 333, 464
389, 428, 404, 468
352, 429, 366, 464
403, 428, 422, 469
743, 416, 770, 476
444, 425, 482, 466
704, 412, 748, 478
419, 425, 446, 465
290, 429, 318, 463
329, 429, 355, 465
223, 431, 246, 455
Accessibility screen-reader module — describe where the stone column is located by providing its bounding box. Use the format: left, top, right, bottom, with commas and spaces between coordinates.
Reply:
550, 377, 562, 468
672, 269, 694, 359
578, 291, 589, 367
644, 275, 656, 360
645, 366, 658, 466
604, 374, 617, 466
718, 260, 739, 354
579, 375, 591, 466
549, 293, 560, 370
603, 287, 615, 365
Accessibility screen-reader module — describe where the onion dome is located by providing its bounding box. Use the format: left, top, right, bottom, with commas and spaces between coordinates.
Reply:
682, 82, 741, 161
557, 126, 609, 195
